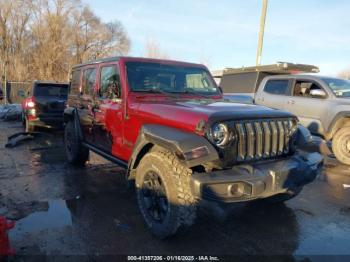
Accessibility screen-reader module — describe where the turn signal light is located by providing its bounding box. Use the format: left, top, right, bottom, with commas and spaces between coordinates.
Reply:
27, 101, 35, 108
25, 97, 35, 108
176, 146, 209, 161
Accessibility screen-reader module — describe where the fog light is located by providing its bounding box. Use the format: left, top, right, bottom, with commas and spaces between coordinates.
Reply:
228, 182, 245, 197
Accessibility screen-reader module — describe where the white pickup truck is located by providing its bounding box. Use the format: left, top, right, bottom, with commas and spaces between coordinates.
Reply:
218, 63, 350, 165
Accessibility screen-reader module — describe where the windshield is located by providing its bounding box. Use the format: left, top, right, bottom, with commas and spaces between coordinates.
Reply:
322, 78, 350, 97
34, 84, 68, 98
126, 62, 220, 96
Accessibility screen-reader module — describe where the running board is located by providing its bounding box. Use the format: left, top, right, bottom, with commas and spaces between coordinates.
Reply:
82, 142, 128, 169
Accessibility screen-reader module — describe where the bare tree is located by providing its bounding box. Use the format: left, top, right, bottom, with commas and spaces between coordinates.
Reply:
0, 0, 131, 82
338, 68, 350, 80
144, 38, 169, 59
71, 7, 130, 63
0, 0, 33, 80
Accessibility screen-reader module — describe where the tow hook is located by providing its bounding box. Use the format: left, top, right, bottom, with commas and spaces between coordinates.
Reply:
0, 216, 15, 256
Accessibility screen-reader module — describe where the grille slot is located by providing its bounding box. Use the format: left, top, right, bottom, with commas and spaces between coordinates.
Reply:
235, 119, 293, 162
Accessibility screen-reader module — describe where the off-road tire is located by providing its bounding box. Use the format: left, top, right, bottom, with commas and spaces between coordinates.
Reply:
25, 117, 35, 133
64, 120, 89, 166
135, 149, 196, 239
332, 127, 350, 165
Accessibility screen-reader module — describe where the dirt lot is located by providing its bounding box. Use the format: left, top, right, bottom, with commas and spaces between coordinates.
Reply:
1, 121, 350, 260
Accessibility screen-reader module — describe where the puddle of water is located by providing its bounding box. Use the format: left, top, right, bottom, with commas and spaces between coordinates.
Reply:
9, 200, 73, 239
30, 147, 66, 164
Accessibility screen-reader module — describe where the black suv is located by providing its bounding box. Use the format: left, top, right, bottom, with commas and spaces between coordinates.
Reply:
22, 81, 69, 132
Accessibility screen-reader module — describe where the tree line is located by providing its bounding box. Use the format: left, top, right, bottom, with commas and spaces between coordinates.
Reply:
0, 0, 130, 82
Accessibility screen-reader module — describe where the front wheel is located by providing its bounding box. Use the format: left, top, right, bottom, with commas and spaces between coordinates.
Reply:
64, 120, 89, 166
135, 149, 197, 239
332, 127, 350, 165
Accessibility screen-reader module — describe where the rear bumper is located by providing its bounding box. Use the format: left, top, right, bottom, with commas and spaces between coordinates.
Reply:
190, 151, 323, 203
27, 114, 64, 128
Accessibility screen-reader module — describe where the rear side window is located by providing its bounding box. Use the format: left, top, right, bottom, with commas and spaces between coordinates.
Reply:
82, 68, 97, 95
33, 84, 68, 98
100, 65, 121, 99
70, 69, 81, 95
264, 80, 289, 95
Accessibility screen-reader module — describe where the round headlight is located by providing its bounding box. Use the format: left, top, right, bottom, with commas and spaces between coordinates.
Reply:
211, 123, 230, 146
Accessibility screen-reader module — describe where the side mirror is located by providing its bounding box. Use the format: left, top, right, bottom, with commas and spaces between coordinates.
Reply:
309, 89, 326, 98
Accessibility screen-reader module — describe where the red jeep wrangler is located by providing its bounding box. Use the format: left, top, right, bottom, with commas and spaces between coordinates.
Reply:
64, 57, 323, 238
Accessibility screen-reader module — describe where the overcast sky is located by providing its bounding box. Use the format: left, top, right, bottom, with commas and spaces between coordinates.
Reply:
86, 0, 350, 75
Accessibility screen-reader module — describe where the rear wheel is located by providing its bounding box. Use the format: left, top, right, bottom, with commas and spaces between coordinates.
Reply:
135, 149, 196, 239
332, 127, 350, 165
64, 120, 89, 166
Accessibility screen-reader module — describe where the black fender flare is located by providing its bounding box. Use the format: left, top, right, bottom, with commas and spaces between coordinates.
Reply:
63, 107, 83, 140
128, 124, 219, 178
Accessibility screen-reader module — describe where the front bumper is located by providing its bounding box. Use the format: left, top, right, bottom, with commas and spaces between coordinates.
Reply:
190, 151, 323, 203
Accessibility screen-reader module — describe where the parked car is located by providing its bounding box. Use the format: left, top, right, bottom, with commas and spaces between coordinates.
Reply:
220, 64, 350, 165
254, 75, 350, 165
64, 56, 323, 238
22, 81, 69, 132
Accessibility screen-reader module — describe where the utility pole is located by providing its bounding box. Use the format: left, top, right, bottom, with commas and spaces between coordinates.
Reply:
256, 0, 268, 66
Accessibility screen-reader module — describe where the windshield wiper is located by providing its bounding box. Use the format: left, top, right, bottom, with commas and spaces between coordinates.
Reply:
132, 89, 168, 94
170, 89, 214, 96
132, 89, 182, 97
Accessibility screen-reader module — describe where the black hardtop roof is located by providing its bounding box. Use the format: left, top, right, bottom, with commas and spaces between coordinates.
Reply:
72, 56, 121, 69
71, 56, 205, 70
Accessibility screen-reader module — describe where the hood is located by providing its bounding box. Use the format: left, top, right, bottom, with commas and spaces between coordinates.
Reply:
136, 98, 294, 132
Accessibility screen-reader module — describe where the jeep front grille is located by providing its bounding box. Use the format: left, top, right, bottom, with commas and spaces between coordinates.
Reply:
235, 119, 293, 162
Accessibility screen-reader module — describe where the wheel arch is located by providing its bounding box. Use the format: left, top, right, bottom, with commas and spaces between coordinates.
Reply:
63, 107, 83, 140
327, 112, 350, 140
127, 124, 219, 179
